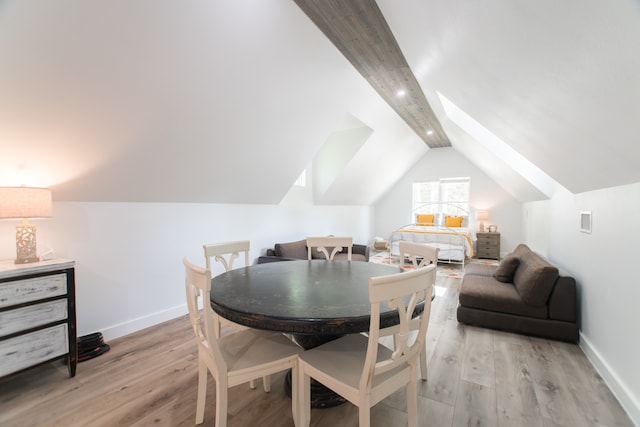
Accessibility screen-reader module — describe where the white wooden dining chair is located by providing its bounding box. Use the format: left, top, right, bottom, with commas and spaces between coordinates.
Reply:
305, 236, 353, 261
399, 240, 440, 271
297, 265, 435, 427
183, 257, 303, 427
203, 240, 251, 337
203, 240, 267, 391
386, 240, 439, 381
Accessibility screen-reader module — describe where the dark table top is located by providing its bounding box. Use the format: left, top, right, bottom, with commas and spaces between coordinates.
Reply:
210, 260, 426, 336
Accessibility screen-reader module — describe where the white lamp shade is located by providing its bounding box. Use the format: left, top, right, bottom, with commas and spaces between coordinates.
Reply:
476, 210, 489, 221
0, 187, 52, 219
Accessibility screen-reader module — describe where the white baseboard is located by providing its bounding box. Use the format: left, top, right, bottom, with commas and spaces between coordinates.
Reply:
98, 304, 189, 342
579, 332, 639, 426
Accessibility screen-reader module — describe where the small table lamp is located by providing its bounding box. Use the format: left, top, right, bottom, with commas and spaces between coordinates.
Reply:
0, 186, 52, 264
476, 210, 489, 232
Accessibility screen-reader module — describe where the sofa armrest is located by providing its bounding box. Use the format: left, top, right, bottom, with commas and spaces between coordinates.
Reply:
353, 244, 370, 262
464, 263, 497, 277
548, 276, 577, 322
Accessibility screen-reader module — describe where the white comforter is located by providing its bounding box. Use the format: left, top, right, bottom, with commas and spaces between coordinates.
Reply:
389, 225, 475, 261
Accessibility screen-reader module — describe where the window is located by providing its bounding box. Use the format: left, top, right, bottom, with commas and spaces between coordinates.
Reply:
293, 169, 306, 187
412, 177, 470, 217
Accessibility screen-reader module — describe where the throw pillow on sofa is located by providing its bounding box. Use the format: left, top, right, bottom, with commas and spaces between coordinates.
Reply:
493, 255, 519, 282
512, 244, 559, 306
274, 239, 308, 259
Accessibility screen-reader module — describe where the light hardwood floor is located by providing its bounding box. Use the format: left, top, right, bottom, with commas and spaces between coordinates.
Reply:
0, 273, 633, 427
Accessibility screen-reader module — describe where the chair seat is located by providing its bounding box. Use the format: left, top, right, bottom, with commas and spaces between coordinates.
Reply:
222, 329, 302, 374
299, 334, 410, 402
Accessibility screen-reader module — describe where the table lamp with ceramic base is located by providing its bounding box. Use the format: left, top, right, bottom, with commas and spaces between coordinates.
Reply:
15, 219, 41, 263
0, 186, 52, 264
476, 210, 489, 232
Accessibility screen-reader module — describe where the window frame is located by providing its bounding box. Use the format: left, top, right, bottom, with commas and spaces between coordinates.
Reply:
412, 177, 470, 221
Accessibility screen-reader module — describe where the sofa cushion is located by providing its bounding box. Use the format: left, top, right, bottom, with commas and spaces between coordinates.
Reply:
459, 275, 548, 319
311, 247, 331, 259
463, 263, 496, 277
493, 255, 520, 282
274, 239, 308, 259
512, 244, 559, 306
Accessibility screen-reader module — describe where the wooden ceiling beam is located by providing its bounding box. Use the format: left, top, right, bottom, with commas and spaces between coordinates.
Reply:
294, 0, 450, 148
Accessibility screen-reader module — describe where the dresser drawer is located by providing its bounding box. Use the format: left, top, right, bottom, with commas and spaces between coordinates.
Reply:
0, 324, 69, 376
477, 234, 499, 245
0, 273, 67, 308
0, 299, 68, 337
476, 247, 497, 257
475, 233, 500, 259
476, 245, 498, 253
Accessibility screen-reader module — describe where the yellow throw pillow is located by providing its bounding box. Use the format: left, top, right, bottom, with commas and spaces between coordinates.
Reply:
416, 214, 434, 225
444, 215, 463, 227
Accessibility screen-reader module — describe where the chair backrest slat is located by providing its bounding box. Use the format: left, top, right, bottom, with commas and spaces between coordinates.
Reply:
203, 240, 250, 271
306, 236, 353, 261
399, 241, 439, 273
360, 265, 435, 390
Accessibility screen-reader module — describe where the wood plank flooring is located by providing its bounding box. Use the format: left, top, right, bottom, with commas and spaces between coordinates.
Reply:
0, 273, 633, 426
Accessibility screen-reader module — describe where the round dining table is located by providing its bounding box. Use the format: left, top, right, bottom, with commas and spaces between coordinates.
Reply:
209, 259, 424, 337
210, 259, 425, 407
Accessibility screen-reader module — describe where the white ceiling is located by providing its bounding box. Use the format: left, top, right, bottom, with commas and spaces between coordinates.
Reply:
378, 0, 640, 196
1, 1, 638, 204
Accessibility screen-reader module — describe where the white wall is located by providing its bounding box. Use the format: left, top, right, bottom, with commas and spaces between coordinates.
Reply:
0, 184, 373, 341
374, 147, 523, 254
523, 183, 640, 425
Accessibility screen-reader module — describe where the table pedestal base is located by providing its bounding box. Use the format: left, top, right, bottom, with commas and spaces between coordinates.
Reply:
285, 370, 346, 408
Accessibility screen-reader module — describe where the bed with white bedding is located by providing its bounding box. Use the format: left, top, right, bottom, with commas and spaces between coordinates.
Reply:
388, 203, 475, 266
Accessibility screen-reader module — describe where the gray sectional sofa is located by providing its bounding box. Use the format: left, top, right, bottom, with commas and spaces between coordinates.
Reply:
258, 239, 370, 263
457, 243, 578, 342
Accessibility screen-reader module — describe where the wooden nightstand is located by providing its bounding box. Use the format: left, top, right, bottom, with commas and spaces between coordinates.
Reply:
475, 232, 500, 260
0, 258, 77, 378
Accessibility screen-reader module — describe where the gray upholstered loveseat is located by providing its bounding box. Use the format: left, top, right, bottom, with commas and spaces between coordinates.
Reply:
258, 239, 370, 263
457, 244, 578, 342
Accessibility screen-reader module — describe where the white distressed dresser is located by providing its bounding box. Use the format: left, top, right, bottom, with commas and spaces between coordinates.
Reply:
0, 258, 77, 378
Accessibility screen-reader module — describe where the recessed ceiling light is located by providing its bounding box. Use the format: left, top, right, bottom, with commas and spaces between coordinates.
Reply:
396, 90, 406, 97
427, 130, 434, 135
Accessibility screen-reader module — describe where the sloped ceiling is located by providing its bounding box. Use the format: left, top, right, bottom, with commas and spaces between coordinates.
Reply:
0, 1, 427, 204
378, 0, 640, 196
1, 1, 638, 205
